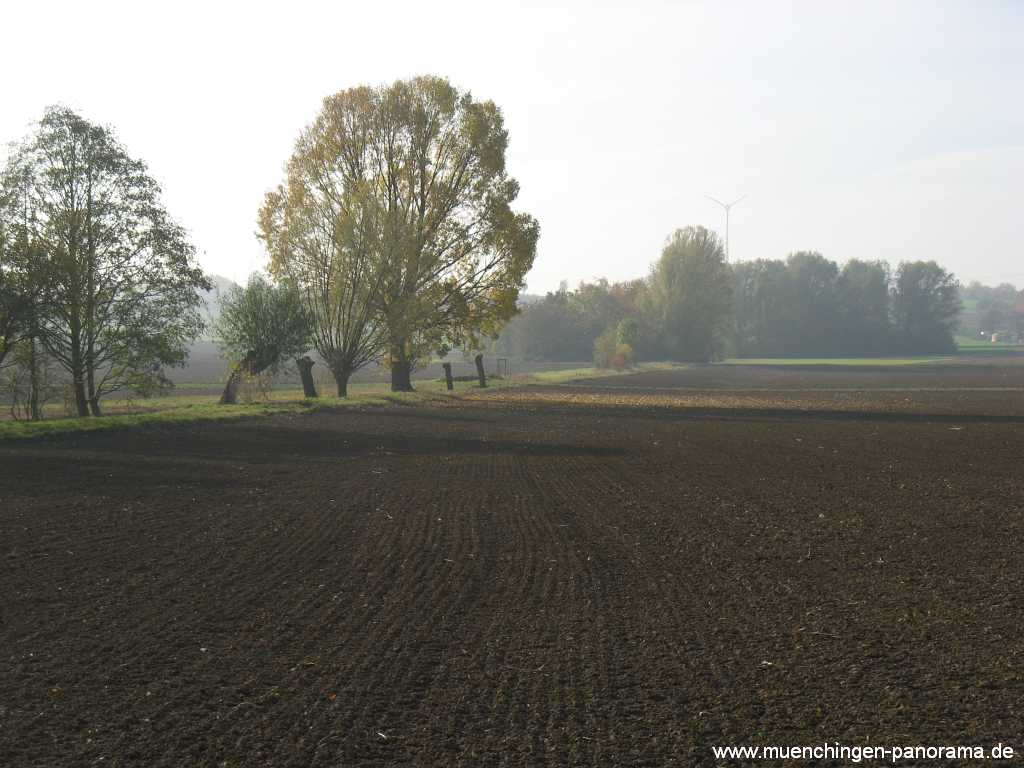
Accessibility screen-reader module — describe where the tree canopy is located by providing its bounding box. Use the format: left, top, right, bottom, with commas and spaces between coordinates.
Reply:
0, 227, 32, 370
645, 226, 733, 362
0, 107, 209, 416
215, 273, 312, 403
258, 92, 390, 397
262, 77, 539, 392
891, 260, 961, 353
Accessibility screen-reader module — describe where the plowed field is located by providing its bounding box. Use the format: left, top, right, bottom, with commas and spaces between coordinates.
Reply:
2, 363, 1023, 766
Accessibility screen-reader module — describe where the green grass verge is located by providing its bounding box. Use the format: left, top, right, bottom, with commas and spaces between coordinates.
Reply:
0, 364, 688, 442
0, 383, 461, 441
0, 402, 307, 441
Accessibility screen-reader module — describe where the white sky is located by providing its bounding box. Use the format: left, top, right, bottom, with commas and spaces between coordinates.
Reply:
2, 0, 1022, 293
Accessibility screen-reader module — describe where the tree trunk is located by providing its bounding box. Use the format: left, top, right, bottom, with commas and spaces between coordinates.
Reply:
220, 364, 246, 405
86, 339, 98, 416
390, 360, 413, 391
474, 353, 487, 388
297, 356, 318, 398
86, 373, 100, 415
70, 333, 90, 417
28, 337, 42, 422
332, 365, 351, 398
29, 382, 41, 421
389, 342, 414, 392
220, 352, 257, 405
442, 362, 454, 391
73, 380, 89, 417
87, 342, 102, 414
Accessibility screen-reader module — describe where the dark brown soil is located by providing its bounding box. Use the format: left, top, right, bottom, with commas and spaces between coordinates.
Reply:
2, 363, 1023, 766
583, 359, 1024, 390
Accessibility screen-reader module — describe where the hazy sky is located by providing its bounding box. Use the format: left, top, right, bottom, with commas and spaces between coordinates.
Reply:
2, 0, 1021, 293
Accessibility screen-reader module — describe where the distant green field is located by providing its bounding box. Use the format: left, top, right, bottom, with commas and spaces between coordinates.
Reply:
956, 335, 992, 347
955, 336, 1024, 355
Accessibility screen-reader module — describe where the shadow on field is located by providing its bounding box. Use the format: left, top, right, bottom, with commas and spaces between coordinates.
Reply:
500, 397, 1024, 426
3, 419, 625, 465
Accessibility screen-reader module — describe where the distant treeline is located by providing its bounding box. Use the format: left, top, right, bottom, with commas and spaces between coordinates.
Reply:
958, 282, 1024, 342
494, 231, 1014, 363
733, 255, 961, 357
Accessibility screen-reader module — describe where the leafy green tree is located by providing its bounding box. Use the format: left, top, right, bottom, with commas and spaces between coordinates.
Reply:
962, 281, 1020, 337
783, 251, 839, 356
0, 197, 57, 420
736, 252, 886, 357
258, 101, 390, 398
573, 280, 621, 337
615, 317, 638, 348
891, 261, 961, 353
0, 229, 31, 370
733, 259, 791, 356
836, 259, 891, 355
593, 327, 617, 369
593, 323, 633, 369
960, 281, 1004, 338
2, 335, 61, 421
646, 226, 733, 362
0, 171, 46, 372
215, 273, 312, 404
493, 285, 590, 361
278, 77, 539, 391
492, 278, 652, 362
1, 107, 208, 416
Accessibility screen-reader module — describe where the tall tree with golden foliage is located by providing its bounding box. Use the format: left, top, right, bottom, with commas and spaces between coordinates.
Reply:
260, 76, 539, 393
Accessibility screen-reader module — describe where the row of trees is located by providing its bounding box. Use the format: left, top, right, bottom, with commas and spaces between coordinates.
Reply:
495, 228, 965, 364
0, 77, 540, 416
